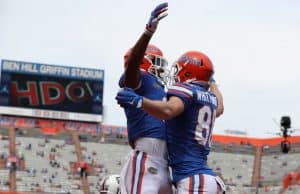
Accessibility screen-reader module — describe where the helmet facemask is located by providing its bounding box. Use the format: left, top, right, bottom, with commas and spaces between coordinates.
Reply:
168, 61, 188, 85
144, 54, 169, 85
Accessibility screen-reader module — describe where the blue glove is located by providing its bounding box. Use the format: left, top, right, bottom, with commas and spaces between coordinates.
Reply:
115, 87, 143, 108
145, 2, 168, 36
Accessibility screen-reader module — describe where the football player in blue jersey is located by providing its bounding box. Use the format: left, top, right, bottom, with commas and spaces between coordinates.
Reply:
117, 2, 173, 194
116, 50, 226, 194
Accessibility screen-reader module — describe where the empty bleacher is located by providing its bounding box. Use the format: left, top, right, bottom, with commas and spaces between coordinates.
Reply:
1, 127, 300, 194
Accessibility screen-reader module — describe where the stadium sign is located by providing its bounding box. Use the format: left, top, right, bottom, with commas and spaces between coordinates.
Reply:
0, 59, 104, 122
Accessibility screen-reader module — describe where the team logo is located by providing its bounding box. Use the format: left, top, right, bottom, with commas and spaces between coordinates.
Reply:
146, 45, 160, 53
178, 56, 202, 66
148, 167, 158, 174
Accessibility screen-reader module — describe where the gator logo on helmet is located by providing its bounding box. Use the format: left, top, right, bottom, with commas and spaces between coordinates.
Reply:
146, 45, 161, 53
178, 56, 202, 66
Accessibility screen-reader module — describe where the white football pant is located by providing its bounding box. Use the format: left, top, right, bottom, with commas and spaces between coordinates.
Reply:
176, 174, 226, 194
120, 138, 172, 194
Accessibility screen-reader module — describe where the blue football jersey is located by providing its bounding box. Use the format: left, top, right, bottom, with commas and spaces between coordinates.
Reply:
166, 82, 218, 183
119, 71, 166, 147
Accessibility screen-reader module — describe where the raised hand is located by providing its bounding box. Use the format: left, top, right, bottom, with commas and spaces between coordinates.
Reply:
145, 2, 168, 36
115, 87, 143, 108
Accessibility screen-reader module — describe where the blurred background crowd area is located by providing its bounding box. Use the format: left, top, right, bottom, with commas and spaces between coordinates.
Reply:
1, 125, 300, 194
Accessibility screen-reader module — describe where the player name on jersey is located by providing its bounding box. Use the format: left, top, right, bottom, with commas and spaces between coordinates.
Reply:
196, 91, 217, 107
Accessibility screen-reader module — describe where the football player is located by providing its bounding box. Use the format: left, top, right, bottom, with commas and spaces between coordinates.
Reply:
117, 2, 172, 194
100, 174, 121, 194
116, 51, 226, 193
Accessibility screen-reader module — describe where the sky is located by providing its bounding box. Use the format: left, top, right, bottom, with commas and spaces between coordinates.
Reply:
0, 0, 299, 137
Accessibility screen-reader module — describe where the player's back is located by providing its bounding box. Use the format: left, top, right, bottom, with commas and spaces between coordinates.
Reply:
166, 82, 218, 182
119, 71, 166, 147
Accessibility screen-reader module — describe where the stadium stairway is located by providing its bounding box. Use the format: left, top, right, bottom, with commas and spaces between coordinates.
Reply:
8, 127, 16, 192
72, 131, 89, 194
252, 146, 263, 187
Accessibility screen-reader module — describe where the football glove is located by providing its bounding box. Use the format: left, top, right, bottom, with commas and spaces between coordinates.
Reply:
115, 87, 143, 108
145, 2, 168, 36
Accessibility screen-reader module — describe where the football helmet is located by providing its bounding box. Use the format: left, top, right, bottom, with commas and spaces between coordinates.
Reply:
170, 50, 214, 85
100, 174, 121, 194
124, 44, 168, 84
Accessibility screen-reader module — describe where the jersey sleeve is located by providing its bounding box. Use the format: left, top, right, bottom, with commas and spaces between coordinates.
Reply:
118, 73, 142, 90
118, 74, 125, 87
167, 83, 193, 109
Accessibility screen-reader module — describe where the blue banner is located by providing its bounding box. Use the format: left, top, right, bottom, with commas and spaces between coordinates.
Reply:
1, 59, 104, 81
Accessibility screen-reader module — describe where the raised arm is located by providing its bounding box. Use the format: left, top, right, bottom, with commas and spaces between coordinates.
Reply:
124, 33, 151, 88
124, 2, 168, 88
209, 81, 224, 117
